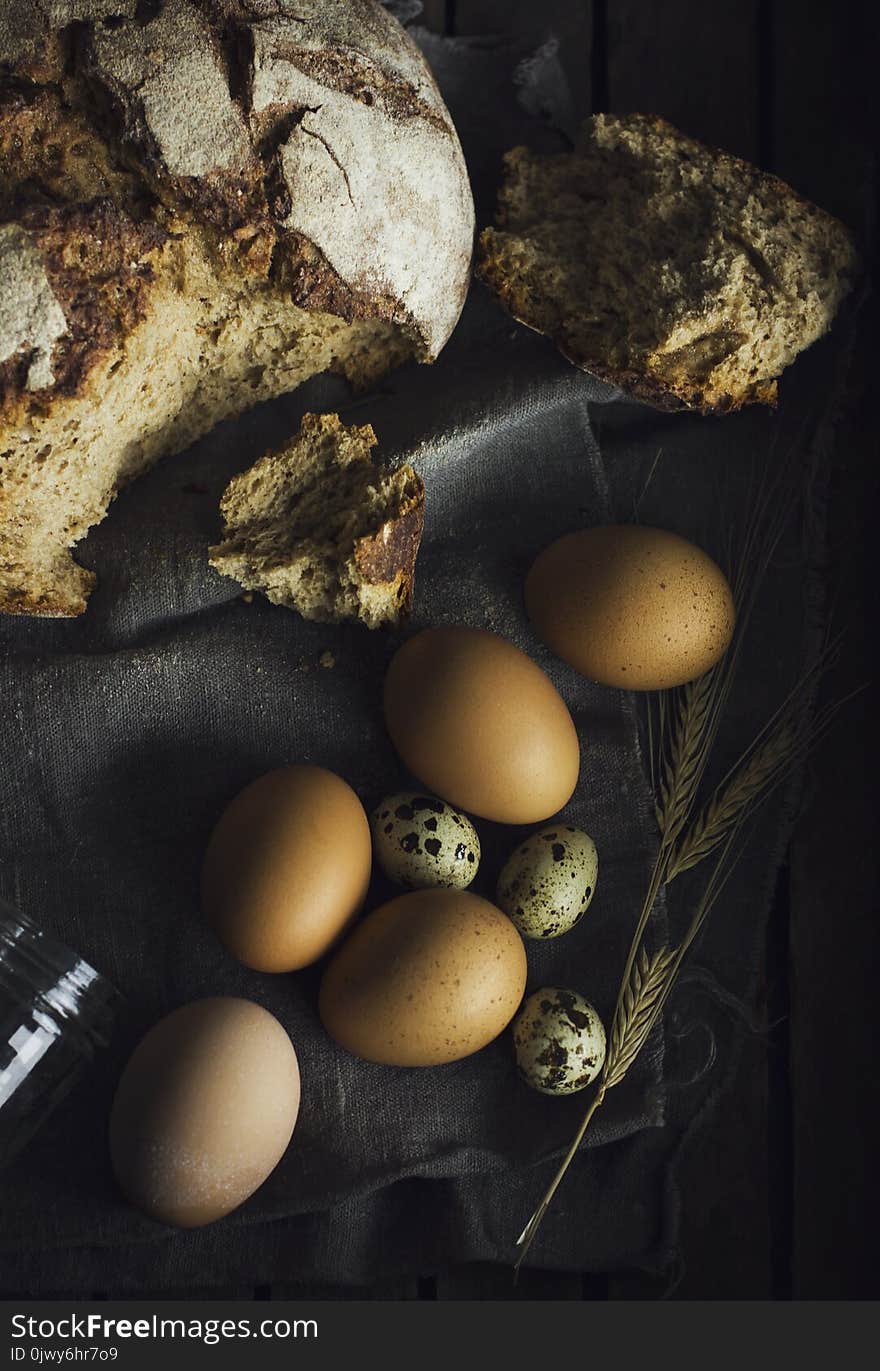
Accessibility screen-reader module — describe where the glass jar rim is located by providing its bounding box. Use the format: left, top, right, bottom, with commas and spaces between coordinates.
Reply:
0, 898, 121, 1050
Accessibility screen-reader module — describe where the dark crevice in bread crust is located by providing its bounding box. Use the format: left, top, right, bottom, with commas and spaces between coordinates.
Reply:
244, 37, 449, 132
0, 197, 167, 407
189, 1, 252, 97
75, 12, 276, 252
135, 1, 163, 23
266, 229, 419, 346
0, 82, 151, 212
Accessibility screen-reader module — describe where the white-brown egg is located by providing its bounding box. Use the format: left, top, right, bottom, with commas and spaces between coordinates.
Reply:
201, 764, 372, 972
109, 998, 301, 1227
383, 626, 580, 824
319, 888, 527, 1066
525, 525, 735, 690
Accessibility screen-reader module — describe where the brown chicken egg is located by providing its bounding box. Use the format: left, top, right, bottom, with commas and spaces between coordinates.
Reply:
525, 525, 735, 690
201, 764, 372, 972
318, 888, 527, 1066
382, 626, 580, 824
109, 997, 301, 1228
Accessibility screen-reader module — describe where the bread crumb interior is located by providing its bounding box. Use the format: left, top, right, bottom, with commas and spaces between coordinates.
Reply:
479, 114, 857, 412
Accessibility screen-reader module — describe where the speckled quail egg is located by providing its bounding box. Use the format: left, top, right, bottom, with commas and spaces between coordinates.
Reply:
512, 988, 606, 1095
496, 825, 598, 939
370, 792, 481, 890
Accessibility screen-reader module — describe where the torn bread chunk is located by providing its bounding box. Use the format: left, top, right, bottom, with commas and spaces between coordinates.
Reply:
209, 413, 425, 629
478, 113, 858, 413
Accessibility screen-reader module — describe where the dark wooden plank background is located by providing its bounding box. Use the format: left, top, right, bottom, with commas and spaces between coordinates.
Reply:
10, 0, 876, 1302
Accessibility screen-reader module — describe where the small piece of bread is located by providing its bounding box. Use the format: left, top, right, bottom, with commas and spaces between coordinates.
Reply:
478, 114, 858, 413
209, 413, 425, 629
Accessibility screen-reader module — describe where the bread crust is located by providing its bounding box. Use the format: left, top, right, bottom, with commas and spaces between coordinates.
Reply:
0, 577, 93, 619
353, 486, 425, 620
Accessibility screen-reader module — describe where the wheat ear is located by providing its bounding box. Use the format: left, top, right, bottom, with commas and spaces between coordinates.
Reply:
655, 669, 718, 849
669, 720, 796, 878
668, 640, 851, 881
604, 944, 677, 1089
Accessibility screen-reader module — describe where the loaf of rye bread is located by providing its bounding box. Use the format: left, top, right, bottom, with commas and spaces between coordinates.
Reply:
209, 412, 425, 629
478, 114, 858, 413
0, 0, 474, 616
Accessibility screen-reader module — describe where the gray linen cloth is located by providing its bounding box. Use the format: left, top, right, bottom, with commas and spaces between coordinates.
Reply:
0, 24, 848, 1290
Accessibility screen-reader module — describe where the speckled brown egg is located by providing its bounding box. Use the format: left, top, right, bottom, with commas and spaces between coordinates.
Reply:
496, 825, 598, 939
201, 764, 371, 972
318, 888, 527, 1066
525, 525, 735, 690
109, 998, 301, 1227
383, 626, 580, 824
512, 988, 606, 1095
371, 792, 481, 890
